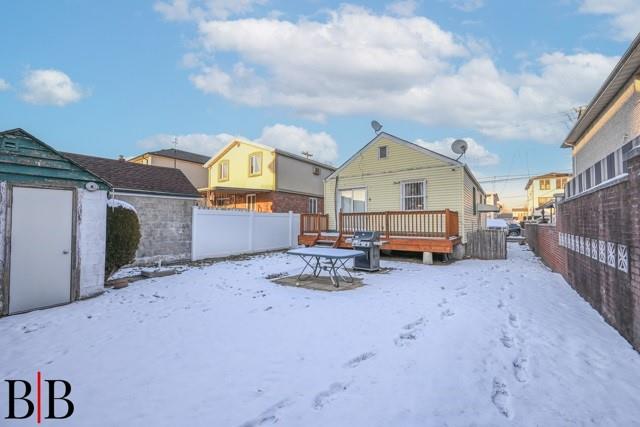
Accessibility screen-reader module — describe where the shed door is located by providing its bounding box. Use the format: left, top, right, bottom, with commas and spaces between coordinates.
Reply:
9, 187, 73, 314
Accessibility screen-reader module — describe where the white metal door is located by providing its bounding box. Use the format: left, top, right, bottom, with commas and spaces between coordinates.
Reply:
9, 187, 73, 314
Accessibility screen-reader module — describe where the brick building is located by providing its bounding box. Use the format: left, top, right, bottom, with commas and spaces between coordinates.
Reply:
527, 33, 640, 350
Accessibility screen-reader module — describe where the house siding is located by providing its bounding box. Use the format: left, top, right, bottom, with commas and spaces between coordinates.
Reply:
573, 80, 640, 175
463, 170, 485, 240
324, 135, 468, 240
275, 154, 332, 197
208, 142, 276, 191
134, 155, 208, 190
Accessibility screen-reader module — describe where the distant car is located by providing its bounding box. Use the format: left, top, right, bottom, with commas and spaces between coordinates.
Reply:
507, 222, 521, 236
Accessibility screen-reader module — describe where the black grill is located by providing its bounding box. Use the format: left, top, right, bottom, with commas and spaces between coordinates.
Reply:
351, 231, 381, 271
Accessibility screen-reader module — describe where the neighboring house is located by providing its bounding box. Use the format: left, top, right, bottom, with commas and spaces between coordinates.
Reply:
129, 148, 210, 193
324, 132, 486, 243
524, 172, 571, 216
562, 33, 640, 197
65, 153, 201, 265
485, 193, 501, 219
203, 140, 335, 213
0, 129, 110, 316
511, 207, 528, 222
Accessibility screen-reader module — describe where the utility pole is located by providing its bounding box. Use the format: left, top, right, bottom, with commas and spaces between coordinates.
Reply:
173, 136, 178, 168
301, 151, 313, 159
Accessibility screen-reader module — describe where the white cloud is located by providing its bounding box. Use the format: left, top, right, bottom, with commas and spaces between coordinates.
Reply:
0, 79, 10, 91
172, 4, 617, 143
21, 69, 86, 106
415, 137, 499, 166
385, 0, 418, 17
449, 0, 484, 12
579, 0, 640, 41
154, 0, 266, 21
137, 124, 338, 163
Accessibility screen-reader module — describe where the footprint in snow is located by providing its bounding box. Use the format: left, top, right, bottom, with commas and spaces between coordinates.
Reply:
440, 309, 455, 319
513, 355, 529, 383
497, 299, 505, 309
437, 298, 448, 307
344, 351, 376, 368
500, 329, 514, 348
240, 399, 292, 427
313, 382, 348, 410
508, 313, 519, 328
491, 378, 513, 418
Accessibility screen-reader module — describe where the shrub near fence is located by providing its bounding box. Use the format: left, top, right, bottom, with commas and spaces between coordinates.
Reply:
191, 208, 300, 260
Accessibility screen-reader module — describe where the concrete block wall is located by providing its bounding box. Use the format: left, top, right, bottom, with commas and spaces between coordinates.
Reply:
77, 189, 107, 298
115, 194, 198, 265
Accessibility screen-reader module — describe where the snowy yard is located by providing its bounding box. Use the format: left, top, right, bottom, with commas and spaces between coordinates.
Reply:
2, 244, 640, 426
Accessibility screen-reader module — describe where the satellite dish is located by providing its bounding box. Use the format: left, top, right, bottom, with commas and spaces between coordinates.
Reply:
451, 139, 468, 160
371, 120, 383, 134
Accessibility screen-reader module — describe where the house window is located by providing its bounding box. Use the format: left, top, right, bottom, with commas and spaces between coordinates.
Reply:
539, 179, 551, 190
606, 152, 616, 179
595, 161, 602, 185
538, 196, 552, 207
472, 187, 477, 215
246, 194, 256, 211
308, 197, 318, 213
622, 141, 633, 172
312, 166, 320, 176
249, 153, 262, 176
378, 146, 388, 159
339, 188, 366, 213
401, 180, 426, 211
218, 160, 229, 181
555, 178, 567, 189
578, 174, 583, 193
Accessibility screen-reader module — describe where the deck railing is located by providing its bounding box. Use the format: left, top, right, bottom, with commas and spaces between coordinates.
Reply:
340, 209, 459, 239
300, 213, 329, 234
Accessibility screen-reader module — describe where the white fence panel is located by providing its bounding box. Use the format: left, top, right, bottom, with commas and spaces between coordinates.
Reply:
191, 208, 300, 261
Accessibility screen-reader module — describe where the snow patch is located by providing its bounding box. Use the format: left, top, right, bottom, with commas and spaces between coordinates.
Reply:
107, 198, 137, 213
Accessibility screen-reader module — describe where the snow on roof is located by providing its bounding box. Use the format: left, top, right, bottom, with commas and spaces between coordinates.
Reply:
107, 198, 137, 213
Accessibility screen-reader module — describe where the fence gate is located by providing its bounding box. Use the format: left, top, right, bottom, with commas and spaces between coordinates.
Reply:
466, 230, 507, 260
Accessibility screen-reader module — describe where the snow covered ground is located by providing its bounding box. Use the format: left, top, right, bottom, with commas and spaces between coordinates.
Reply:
2, 244, 640, 426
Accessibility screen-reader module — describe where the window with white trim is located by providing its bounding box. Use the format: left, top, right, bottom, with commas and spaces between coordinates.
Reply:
339, 188, 366, 213
246, 194, 256, 211
401, 180, 426, 211
308, 197, 318, 213
218, 160, 229, 181
249, 153, 262, 176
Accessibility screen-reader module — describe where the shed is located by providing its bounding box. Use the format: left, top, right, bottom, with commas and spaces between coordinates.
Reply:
0, 128, 111, 315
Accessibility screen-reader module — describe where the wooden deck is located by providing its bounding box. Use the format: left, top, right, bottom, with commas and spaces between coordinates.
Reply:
298, 210, 461, 253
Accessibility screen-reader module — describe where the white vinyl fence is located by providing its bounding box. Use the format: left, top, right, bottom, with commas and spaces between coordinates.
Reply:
191, 208, 300, 261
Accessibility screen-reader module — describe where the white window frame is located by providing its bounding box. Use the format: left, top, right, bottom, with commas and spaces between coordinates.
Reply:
246, 194, 256, 211
338, 187, 368, 213
400, 180, 427, 211
249, 153, 262, 176
378, 145, 388, 159
218, 160, 229, 181
308, 197, 318, 213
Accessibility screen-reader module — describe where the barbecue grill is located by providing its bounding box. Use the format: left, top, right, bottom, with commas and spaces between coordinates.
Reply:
351, 231, 382, 271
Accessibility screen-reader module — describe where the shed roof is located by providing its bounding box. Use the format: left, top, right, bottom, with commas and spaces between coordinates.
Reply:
64, 152, 200, 198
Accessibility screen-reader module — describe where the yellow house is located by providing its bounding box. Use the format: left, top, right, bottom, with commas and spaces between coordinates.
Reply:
524, 172, 571, 217
203, 140, 334, 213
323, 132, 486, 244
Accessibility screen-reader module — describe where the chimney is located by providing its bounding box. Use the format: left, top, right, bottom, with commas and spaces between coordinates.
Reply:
118, 155, 125, 162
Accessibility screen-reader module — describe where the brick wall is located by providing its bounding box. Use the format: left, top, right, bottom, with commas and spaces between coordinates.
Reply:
526, 224, 567, 277
272, 191, 324, 214
527, 147, 640, 350
116, 194, 198, 265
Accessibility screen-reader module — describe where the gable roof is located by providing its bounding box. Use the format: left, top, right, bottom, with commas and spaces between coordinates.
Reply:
326, 132, 485, 193
63, 152, 200, 198
0, 128, 110, 189
524, 172, 572, 190
203, 139, 336, 170
562, 32, 640, 148
132, 148, 210, 165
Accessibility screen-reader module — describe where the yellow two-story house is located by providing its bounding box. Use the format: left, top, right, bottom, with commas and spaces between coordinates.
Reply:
203, 140, 335, 213
324, 132, 486, 244
524, 172, 571, 217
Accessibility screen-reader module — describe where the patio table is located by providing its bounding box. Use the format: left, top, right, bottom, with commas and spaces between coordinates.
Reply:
287, 247, 365, 288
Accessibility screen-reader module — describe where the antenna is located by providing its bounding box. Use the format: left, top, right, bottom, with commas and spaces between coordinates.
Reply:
172, 136, 178, 168
301, 151, 313, 159
371, 120, 383, 134
451, 139, 468, 161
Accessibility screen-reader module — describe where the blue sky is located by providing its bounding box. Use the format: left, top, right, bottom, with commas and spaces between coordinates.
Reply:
0, 0, 636, 207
